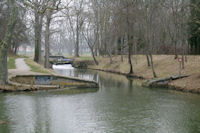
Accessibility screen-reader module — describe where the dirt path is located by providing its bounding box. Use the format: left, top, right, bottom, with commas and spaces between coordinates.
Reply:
15, 58, 31, 72
8, 58, 41, 77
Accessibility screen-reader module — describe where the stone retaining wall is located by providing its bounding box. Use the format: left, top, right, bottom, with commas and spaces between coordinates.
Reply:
0, 74, 99, 92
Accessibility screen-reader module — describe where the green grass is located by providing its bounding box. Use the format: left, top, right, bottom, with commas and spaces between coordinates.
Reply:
8, 57, 16, 69
24, 59, 52, 74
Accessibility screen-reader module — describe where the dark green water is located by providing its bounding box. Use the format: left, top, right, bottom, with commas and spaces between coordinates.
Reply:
1, 65, 200, 133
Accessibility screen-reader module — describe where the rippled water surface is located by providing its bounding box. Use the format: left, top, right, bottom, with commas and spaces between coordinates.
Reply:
1, 65, 200, 133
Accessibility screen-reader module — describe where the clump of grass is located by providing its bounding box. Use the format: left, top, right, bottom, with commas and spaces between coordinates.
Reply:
24, 59, 52, 74
8, 57, 16, 69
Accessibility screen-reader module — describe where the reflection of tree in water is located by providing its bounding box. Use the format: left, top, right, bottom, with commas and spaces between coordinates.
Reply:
33, 96, 51, 133
128, 79, 133, 93
93, 72, 98, 81
0, 94, 10, 133
98, 73, 128, 89
54, 66, 136, 92
74, 69, 79, 77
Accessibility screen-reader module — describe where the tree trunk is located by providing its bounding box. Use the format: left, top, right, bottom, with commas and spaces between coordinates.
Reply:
23, 45, 27, 55
44, 13, 51, 68
0, 0, 16, 85
106, 49, 113, 64
90, 47, 99, 65
121, 47, 123, 62
34, 12, 43, 64
126, 2, 133, 74
128, 35, 133, 74
75, 15, 79, 57
146, 54, 150, 67
121, 37, 124, 62
182, 52, 185, 69
128, 47, 133, 74
174, 41, 178, 59
149, 53, 157, 78
34, 12, 40, 63
181, 39, 185, 69
0, 49, 8, 85
14, 45, 18, 55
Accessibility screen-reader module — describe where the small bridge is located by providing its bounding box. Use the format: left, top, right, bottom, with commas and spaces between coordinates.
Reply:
49, 56, 73, 65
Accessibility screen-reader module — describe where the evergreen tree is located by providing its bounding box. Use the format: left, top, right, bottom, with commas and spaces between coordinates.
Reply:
189, 0, 200, 54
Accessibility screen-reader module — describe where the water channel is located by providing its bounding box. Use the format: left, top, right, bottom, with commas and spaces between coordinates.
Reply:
0, 65, 200, 133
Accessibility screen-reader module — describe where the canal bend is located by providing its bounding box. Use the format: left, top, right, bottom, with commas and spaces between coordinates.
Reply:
0, 64, 200, 133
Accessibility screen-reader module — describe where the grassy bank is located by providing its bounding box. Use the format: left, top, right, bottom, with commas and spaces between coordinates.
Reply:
74, 55, 200, 93
74, 55, 200, 78
24, 59, 54, 74
8, 57, 16, 69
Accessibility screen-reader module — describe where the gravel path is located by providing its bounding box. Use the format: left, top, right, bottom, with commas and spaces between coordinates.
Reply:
8, 58, 40, 77
15, 58, 31, 72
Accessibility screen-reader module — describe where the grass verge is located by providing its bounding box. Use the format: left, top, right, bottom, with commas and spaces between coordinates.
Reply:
24, 59, 53, 74
8, 54, 29, 69
8, 57, 16, 69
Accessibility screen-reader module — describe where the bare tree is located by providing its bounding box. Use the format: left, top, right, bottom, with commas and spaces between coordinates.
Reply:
24, 0, 51, 63
0, 0, 17, 84
64, 0, 85, 57
44, 0, 62, 68
82, 21, 99, 65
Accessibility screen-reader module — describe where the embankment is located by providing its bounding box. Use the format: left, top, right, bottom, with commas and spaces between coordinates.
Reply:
73, 55, 200, 94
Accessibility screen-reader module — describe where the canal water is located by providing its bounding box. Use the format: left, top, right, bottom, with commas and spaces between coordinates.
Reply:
1, 65, 200, 133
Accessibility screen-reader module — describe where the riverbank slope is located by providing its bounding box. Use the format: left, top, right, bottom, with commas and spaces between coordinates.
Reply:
73, 55, 200, 93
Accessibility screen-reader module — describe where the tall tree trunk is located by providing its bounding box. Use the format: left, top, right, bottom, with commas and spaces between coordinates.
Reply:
106, 49, 113, 64
75, 15, 79, 57
90, 46, 99, 65
0, 49, 8, 85
121, 37, 125, 62
94, 25, 99, 57
149, 52, 157, 78
34, 12, 40, 63
126, 2, 133, 74
174, 41, 178, 59
146, 54, 150, 67
34, 12, 43, 64
128, 44, 133, 74
121, 45, 123, 62
44, 13, 51, 68
182, 48, 185, 69
0, 0, 16, 85
14, 45, 18, 54
148, 18, 157, 78
128, 34, 133, 74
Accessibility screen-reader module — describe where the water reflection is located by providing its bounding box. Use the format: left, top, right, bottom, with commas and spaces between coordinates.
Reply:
0, 65, 200, 133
